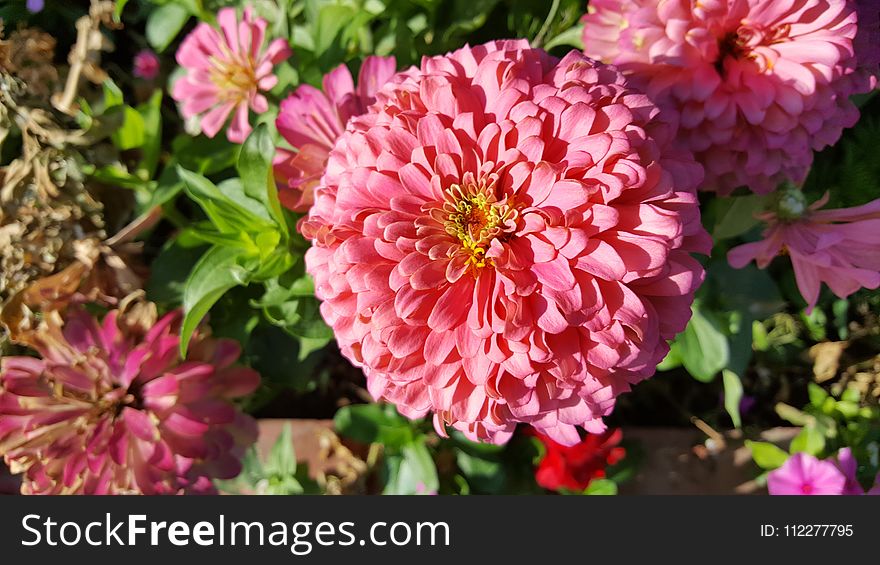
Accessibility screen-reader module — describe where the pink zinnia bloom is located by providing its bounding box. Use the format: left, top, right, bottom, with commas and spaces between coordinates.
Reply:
133, 49, 160, 81
583, 0, 876, 195
274, 56, 397, 212
728, 192, 880, 311
172, 7, 291, 143
0, 309, 259, 494
768, 452, 847, 495
303, 40, 710, 445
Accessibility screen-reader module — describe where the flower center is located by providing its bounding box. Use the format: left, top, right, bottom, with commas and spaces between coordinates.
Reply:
442, 174, 516, 269
800, 483, 814, 495
715, 23, 791, 74
208, 50, 258, 103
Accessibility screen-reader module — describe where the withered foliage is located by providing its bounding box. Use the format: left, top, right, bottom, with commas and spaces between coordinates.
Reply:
0, 2, 145, 353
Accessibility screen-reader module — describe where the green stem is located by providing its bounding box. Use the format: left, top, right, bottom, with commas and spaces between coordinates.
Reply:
533, 0, 561, 49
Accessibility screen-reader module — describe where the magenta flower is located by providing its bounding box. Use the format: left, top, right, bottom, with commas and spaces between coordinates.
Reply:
133, 49, 160, 81
274, 56, 397, 212
26, 0, 44, 13
0, 309, 259, 494
172, 7, 291, 143
768, 452, 847, 495
583, 0, 876, 195
728, 191, 880, 312
303, 40, 710, 445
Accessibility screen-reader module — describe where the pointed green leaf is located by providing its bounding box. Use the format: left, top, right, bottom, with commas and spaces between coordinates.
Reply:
238, 124, 286, 228
265, 423, 297, 477
146, 3, 191, 52
746, 440, 789, 471
722, 369, 744, 429
180, 246, 252, 356
679, 304, 730, 382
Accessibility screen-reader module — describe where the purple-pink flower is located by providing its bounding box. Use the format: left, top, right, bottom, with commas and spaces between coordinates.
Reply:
303, 40, 710, 445
728, 191, 880, 312
0, 308, 259, 495
172, 7, 291, 143
767, 452, 847, 495
274, 56, 397, 212
133, 49, 160, 81
768, 449, 880, 495
583, 0, 877, 195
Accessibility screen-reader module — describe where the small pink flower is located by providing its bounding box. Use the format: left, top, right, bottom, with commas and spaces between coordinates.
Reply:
0, 308, 259, 495
583, 0, 876, 194
274, 56, 397, 212
133, 50, 160, 81
728, 191, 880, 312
172, 7, 291, 143
767, 452, 847, 495
303, 40, 710, 445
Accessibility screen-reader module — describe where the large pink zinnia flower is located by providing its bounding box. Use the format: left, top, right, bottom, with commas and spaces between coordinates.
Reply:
303, 40, 710, 445
583, 0, 876, 195
728, 191, 880, 311
0, 309, 259, 494
274, 56, 397, 212
172, 7, 291, 143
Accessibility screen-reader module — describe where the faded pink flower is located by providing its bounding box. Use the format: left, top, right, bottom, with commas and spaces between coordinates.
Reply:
768, 452, 847, 495
172, 7, 291, 143
583, 0, 876, 195
303, 40, 710, 445
0, 309, 259, 495
275, 56, 397, 212
133, 49, 160, 81
728, 191, 880, 311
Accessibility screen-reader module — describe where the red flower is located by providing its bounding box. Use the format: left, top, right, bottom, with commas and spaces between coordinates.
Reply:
533, 429, 625, 492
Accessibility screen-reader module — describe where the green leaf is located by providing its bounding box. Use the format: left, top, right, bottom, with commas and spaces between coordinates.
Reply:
147, 3, 191, 52
544, 23, 584, 51
679, 304, 730, 382
180, 246, 252, 356
149, 166, 186, 209
111, 106, 146, 150
136, 90, 163, 177
383, 442, 438, 495
775, 403, 812, 427
265, 423, 298, 477
746, 440, 789, 471
146, 239, 206, 306
711, 194, 768, 240
583, 478, 618, 495
172, 134, 239, 175
238, 124, 286, 228
115, 0, 130, 19
454, 448, 506, 494
313, 4, 356, 56
722, 369, 744, 429
217, 178, 274, 223
808, 383, 829, 408
333, 403, 412, 447
790, 426, 825, 456
656, 341, 682, 371
178, 167, 275, 238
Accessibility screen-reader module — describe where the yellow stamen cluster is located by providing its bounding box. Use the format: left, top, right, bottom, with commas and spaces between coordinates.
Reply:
208, 49, 258, 104
442, 177, 516, 269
